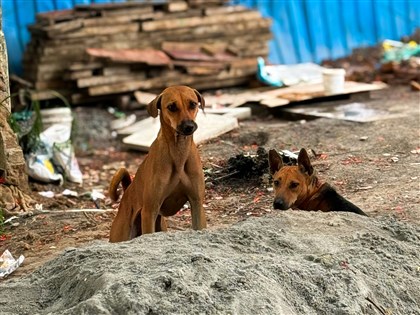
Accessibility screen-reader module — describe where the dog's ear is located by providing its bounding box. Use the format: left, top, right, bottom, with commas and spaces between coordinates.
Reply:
268, 149, 284, 175
298, 148, 314, 175
193, 89, 205, 111
147, 94, 162, 118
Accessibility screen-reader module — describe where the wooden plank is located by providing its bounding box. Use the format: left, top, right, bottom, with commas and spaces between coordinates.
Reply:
192, 76, 254, 91
165, 1, 189, 12
188, 0, 228, 8
54, 23, 140, 39
34, 80, 71, 90
28, 19, 84, 37
66, 70, 93, 80
88, 67, 257, 96
69, 62, 103, 71
35, 9, 83, 25
172, 60, 227, 70
141, 11, 261, 32
205, 107, 251, 120
75, 2, 154, 11
30, 89, 71, 101
162, 41, 202, 53
152, 9, 202, 20
101, 7, 155, 18
259, 81, 388, 108
185, 66, 224, 75
122, 112, 239, 151
134, 91, 158, 107
86, 48, 171, 65
83, 13, 154, 27
102, 67, 131, 76
164, 49, 214, 61
204, 5, 247, 16
77, 73, 147, 88
71, 93, 117, 105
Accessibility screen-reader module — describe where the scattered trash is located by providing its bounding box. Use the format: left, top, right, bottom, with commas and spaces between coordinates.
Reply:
257, 57, 325, 87
322, 29, 420, 85
0, 250, 25, 278
62, 189, 78, 197
322, 68, 346, 95
53, 140, 83, 184
410, 148, 420, 154
277, 150, 298, 165
356, 186, 373, 191
38, 191, 55, 198
26, 153, 63, 184
90, 190, 106, 201
359, 136, 369, 141
390, 156, 399, 163
40, 107, 73, 131
25, 117, 83, 184
382, 39, 420, 63
110, 114, 137, 130
4, 216, 19, 227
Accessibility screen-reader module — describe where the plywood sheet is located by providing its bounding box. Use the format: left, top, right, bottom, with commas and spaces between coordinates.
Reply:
259, 81, 387, 108
122, 112, 238, 151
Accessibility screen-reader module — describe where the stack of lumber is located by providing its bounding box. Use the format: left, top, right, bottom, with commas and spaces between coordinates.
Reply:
23, 1, 272, 103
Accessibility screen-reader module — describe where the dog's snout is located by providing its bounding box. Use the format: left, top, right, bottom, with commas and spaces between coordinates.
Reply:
178, 120, 197, 135
273, 198, 288, 210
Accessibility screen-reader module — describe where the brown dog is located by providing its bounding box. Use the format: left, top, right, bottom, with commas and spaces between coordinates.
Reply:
109, 86, 207, 242
268, 148, 367, 216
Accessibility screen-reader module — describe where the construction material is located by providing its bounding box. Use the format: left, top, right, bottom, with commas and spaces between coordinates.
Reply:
121, 112, 239, 151
23, 1, 272, 103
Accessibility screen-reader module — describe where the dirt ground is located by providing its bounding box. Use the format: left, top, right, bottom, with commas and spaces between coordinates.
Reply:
1, 85, 419, 280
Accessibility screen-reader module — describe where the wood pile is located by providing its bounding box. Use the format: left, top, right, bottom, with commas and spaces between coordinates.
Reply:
23, 1, 272, 104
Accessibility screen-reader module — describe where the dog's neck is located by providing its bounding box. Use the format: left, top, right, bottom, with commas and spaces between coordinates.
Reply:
160, 122, 194, 165
294, 174, 325, 210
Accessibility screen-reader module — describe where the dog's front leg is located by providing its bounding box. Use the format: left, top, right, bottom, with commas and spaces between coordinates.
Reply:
141, 197, 161, 235
189, 197, 206, 230
188, 177, 206, 230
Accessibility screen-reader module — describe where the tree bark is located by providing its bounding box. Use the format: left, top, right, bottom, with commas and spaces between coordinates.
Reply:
0, 5, 32, 214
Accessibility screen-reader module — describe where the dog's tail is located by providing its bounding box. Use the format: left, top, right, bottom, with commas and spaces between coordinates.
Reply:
109, 168, 132, 202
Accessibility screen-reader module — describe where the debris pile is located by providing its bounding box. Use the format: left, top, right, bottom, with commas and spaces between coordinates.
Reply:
207, 147, 269, 185
23, 1, 271, 103
322, 29, 420, 86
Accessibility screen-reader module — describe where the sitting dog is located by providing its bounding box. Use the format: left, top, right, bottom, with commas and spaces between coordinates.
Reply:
268, 148, 367, 216
109, 86, 207, 242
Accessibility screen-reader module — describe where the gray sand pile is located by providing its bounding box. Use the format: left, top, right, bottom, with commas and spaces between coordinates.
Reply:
1, 211, 419, 315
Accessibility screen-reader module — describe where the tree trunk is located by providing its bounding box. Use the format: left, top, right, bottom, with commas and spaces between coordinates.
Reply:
0, 5, 32, 214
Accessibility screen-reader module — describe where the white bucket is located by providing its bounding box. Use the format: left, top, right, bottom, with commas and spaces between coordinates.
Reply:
40, 107, 73, 131
322, 68, 346, 95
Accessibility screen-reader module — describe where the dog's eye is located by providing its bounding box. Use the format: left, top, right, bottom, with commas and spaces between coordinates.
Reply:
289, 182, 299, 189
273, 180, 280, 187
167, 103, 178, 112
190, 101, 197, 109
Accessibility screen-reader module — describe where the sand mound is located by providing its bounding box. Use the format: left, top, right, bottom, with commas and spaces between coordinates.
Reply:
1, 212, 419, 315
